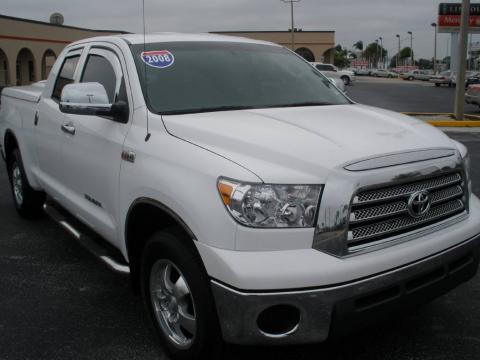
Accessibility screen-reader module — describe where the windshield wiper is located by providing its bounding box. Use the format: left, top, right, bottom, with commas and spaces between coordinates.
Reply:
161, 105, 257, 115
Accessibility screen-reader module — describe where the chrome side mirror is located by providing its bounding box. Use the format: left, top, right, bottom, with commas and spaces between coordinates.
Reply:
59, 82, 128, 123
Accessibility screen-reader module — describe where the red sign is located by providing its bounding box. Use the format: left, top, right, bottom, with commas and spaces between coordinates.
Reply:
438, 3, 480, 33
438, 15, 480, 27
351, 60, 369, 68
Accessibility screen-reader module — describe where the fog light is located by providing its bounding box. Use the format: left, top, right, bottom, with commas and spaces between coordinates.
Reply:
256, 304, 301, 337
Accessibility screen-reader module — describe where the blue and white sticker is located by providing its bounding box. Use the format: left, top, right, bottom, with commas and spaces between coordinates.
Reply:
141, 50, 175, 69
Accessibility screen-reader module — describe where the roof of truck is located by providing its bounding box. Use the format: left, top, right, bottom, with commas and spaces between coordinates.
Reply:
70, 32, 280, 47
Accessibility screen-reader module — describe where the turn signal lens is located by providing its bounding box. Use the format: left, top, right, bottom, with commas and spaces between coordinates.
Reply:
218, 181, 234, 206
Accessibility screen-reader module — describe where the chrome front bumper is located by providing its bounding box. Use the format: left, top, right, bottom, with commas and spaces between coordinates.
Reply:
211, 234, 480, 345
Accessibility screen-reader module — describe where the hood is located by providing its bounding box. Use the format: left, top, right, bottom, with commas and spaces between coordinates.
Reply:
162, 104, 456, 183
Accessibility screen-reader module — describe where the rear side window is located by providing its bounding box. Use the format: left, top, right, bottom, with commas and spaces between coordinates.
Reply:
316, 64, 332, 71
81, 55, 116, 103
52, 55, 80, 100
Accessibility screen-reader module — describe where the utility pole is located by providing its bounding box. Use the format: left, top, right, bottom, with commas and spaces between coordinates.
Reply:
408, 31, 414, 66
375, 39, 379, 68
454, 0, 470, 120
379, 37, 383, 69
281, 0, 301, 50
431, 22, 437, 73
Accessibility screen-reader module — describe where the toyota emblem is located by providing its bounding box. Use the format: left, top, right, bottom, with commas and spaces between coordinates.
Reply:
407, 190, 431, 218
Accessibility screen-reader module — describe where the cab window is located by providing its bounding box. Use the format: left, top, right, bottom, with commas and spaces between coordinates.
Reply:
81, 55, 117, 103
52, 55, 80, 101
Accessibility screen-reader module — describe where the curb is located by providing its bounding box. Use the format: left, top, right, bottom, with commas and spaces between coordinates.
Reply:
401, 112, 480, 127
426, 120, 480, 127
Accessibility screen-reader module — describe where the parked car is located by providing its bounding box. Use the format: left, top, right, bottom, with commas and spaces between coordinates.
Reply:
430, 71, 454, 87
311, 62, 356, 85
1, 33, 479, 360
451, 71, 480, 88
402, 70, 433, 81
372, 69, 397, 78
466, 84, 480, 106
466, 73, 480, 88
354, 68, 372, 76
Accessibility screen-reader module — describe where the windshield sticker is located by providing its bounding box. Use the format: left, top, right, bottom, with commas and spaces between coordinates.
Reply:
141, 50, 175, 69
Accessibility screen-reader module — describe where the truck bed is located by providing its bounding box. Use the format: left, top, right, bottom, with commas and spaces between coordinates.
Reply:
1, 81, 46, 103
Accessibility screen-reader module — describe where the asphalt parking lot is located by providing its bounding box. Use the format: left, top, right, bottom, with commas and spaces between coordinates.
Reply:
1, 81, 480, 359
348, 76, 480, 114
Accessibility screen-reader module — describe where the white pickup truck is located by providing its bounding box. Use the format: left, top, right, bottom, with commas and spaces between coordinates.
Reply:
1, 33, 479, 359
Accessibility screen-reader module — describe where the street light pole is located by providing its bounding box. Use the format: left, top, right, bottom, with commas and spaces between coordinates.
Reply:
379, 37, 383, 69
454, 0, 470, 120
431, 22, 437, 73
281, 0, 301, 50
408, 31, 414, 66
396, 34, 400, 69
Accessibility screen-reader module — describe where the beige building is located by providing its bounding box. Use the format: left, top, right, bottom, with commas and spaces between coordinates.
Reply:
0, 14, 335, 88
0, 14, 125, 87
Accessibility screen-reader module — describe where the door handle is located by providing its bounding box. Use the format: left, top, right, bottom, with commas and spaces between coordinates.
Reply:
34, 111, 39, 126
61, 123, 76, 135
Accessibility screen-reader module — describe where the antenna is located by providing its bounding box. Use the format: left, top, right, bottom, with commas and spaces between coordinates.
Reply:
143, 0, 151, 142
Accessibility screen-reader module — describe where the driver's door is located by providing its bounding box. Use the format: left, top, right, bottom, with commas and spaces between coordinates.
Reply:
59, 45, 132, 243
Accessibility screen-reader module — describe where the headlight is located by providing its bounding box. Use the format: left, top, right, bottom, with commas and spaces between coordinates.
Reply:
463, 151, 472, 198
217, 178, 323, 228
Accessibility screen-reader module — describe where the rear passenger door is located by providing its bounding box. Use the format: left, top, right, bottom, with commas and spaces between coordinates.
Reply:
59, 45, 132, 243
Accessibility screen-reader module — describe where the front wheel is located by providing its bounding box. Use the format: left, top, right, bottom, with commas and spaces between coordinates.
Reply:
341, 76, 350, 86
141, 228, 223, 360
408, 76, 414, 81
435, 83, 441, 87
7, 149, 45, 218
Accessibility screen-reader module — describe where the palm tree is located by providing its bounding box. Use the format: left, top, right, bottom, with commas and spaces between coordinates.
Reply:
353, 41, 364, 51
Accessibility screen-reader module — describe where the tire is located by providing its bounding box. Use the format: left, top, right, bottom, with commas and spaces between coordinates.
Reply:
7, 149, 45, 218
435, 83, 441, 87
341, 76, 350, 86
141, 228, 223, 360
389, 75, 394, 78
408, 76, 414, 81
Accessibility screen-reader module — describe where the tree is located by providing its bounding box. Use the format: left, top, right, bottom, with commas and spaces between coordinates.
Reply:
334, 44, 350, 68
353, 40, 364, 51
400, 47, 413, 62
416, 58, 433, 69
363, 42, 388, 68
390, 47, 414, 68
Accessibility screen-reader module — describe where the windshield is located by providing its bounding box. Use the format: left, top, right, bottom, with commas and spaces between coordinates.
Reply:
131, 41, 350, 115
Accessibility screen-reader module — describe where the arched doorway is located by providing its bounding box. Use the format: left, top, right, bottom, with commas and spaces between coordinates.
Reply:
0, 49, 9, 88
295, 47, 315, 62
42, 49, 57, 80
322, 48, 335, 64
16, 48, 36, 85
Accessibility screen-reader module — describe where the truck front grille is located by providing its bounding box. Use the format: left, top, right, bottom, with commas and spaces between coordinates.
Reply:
348, 172, 466, 249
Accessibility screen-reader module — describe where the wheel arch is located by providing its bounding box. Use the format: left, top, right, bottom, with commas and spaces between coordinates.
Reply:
4, 129, 20, 169
125, 197, 198, 292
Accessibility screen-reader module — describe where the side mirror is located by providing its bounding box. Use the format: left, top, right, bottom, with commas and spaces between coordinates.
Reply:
59, 82, 128, 123
327, 77, 346, 93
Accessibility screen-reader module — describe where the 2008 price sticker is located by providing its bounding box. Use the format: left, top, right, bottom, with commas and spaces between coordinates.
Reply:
141, 50, 175, 69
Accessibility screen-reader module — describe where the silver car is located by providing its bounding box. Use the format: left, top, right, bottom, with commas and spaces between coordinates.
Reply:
372, 69, 397, 78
